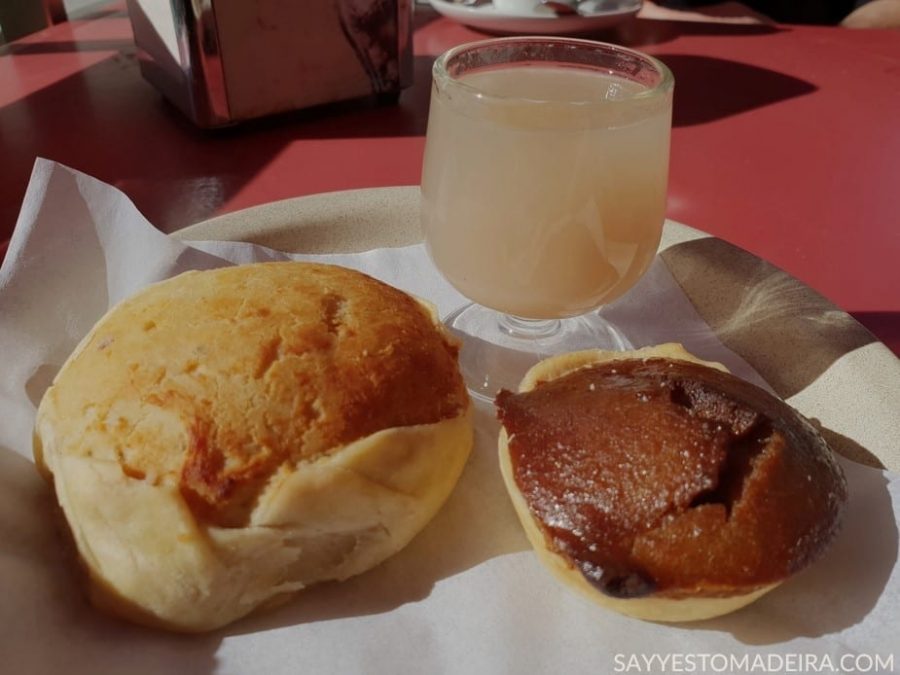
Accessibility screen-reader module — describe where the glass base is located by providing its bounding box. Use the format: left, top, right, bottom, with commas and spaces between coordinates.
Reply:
445, 303, 632, 403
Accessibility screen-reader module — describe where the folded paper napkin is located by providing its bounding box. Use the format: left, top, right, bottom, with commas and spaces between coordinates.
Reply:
0, 160, 897, 674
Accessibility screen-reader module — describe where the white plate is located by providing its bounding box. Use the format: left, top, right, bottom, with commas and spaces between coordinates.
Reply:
3, 175, 897, 673
428, 0, 641, 35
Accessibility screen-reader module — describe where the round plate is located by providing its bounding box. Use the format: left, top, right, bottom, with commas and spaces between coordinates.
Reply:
428, 0, 641, 35
177, 186, 900, 472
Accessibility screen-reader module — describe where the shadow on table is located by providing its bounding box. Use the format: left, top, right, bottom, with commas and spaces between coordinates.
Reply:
657, 53, 817, 127
675, 450, 896, 645
849, 311, 900, 358
607, 16, 784, 47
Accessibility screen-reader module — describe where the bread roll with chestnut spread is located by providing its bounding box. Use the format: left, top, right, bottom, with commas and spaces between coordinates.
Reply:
34, 262, 472, 632
495, 344, 847, 622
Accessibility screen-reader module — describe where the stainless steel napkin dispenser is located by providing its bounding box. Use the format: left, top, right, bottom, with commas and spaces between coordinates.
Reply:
125, 0, 414, 128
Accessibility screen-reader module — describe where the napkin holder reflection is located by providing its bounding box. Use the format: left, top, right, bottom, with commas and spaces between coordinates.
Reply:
125, 0, 414, 128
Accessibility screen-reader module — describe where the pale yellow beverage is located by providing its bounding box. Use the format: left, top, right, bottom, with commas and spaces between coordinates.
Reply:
422, 65, 672, 319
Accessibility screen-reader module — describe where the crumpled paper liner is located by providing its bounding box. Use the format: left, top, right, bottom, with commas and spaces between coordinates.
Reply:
0, 160, 896, 674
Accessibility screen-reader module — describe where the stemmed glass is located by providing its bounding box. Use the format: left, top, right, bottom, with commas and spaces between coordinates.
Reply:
421, 37, 674, 400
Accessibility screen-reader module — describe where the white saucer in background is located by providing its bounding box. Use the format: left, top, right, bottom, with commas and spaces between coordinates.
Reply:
428, 0, 641, 35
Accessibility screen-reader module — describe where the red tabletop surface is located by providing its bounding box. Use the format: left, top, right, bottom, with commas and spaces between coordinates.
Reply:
1, 5, 898, 355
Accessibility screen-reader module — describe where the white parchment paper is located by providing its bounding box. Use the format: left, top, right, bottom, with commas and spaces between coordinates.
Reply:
1, 160, 897, 674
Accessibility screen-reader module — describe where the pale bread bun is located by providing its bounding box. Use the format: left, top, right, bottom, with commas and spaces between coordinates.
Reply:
497, 344, 846, 622
34, 262, 473, 632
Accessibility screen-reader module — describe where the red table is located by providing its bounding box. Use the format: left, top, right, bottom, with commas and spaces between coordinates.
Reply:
1, 5, 898, 354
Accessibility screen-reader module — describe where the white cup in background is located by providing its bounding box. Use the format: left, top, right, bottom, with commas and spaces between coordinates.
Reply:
492, 0, 540, 14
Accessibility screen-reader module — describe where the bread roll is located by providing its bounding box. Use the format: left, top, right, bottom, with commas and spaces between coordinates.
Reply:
34, 262, 473, 632
495, 344, 847, 622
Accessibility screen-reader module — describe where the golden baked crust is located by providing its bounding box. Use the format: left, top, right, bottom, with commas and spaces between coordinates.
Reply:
495, 344, 847, 621
35, 262, 473, 631
39, 263, 467, 526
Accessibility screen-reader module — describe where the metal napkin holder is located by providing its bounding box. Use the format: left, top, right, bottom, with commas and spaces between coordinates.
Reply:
126, 0, 414, 128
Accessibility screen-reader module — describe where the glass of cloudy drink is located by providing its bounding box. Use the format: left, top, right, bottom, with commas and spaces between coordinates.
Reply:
421, 37, 674, 399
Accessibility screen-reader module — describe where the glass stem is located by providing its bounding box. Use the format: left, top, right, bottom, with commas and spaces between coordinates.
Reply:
497, 313, 562, 339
